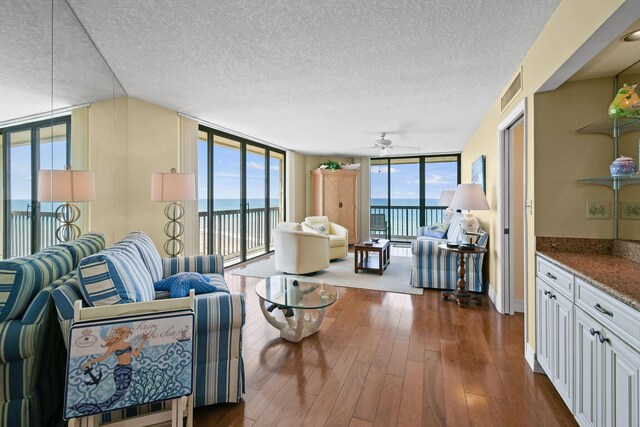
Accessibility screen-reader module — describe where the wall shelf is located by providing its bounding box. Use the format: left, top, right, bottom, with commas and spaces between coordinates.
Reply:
577, 117, 640, 136
577, 175, 640, 190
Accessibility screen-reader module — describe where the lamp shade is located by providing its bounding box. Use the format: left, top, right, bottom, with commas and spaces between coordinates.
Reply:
449, 184, 490, 211
151, 171, 196, 202
38, 169, 96, 202
438, 189, 456, 207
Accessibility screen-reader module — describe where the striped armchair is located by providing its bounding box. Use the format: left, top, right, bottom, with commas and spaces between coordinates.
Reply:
411, 214, 488, 292
0, 232, 105, 427
52, 231, 245, 423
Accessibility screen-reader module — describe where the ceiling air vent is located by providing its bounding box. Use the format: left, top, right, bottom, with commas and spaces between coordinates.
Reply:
501, 68, 522, 112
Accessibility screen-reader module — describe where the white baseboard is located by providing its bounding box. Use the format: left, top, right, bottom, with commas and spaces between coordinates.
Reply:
487, 284, 504, 313
513, 299, 525, 313
525, 343, 546, 374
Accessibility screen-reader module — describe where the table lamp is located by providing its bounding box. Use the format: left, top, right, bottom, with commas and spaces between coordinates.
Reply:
438, 189, 457, 222
38, 166, 96, 242
151, 168, 196, 257
449, 184, 490, 245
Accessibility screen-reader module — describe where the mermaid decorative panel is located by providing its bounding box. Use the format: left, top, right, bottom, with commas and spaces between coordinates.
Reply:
64, 310, 194, 420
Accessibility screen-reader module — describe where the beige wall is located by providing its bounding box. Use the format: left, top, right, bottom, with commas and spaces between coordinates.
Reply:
460, 0, 626, 351
286, 151, 308, 223
87, 97, 182, 253
535, 77, 616, 238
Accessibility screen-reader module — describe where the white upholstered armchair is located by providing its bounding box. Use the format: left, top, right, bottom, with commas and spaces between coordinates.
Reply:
301, 216, 348, 260
274, 222, 330, 274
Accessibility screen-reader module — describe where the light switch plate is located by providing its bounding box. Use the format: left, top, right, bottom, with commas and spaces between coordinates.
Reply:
587, 201, 610, 219
620, 202, 640, 219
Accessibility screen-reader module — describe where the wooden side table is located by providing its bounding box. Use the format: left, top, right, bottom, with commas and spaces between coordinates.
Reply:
438, 244, 487, 307
354, 239, 390, 275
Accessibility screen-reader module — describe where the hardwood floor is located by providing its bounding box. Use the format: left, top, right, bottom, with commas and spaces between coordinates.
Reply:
194, 260, 576, 426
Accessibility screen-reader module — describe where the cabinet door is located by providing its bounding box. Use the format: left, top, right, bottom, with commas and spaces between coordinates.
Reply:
604, 332, 640, 427
536, 278, 553, 375
552, 293, 574, 410
322, 174, 342, 224
575, 308, 602, 427
340, 174, 357, 241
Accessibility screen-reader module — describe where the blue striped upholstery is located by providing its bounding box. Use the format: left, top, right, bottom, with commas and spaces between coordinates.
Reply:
77, 241, 155, 306
0, 248, 73, 322
162, 254, 224, 278
411, 225, 488, 292
0, 234, 103, 427
61, 232, 105, 266
52, 244, 245, 416
123, 231, 163, 283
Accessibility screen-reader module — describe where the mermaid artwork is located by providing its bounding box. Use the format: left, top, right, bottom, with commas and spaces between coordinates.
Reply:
71, 326, 148, 415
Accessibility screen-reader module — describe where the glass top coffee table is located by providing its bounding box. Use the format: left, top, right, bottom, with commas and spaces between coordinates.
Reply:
255, 275, 339, 342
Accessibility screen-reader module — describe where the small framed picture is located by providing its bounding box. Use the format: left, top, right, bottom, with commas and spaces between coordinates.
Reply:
471, 155, 486, 193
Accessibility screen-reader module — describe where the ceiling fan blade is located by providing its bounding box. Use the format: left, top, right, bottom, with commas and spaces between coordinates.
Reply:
390, 145, 420, 150
349, 146, 378, 151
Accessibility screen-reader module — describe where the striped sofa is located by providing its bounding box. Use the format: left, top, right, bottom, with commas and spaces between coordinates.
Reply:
0, 232, 105, 427
52, 230, 245, 423
411, 213, 488, 292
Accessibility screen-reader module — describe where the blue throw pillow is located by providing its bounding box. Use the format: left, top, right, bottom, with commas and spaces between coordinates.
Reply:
425, 222, 449, 239
154, 272, 217, 298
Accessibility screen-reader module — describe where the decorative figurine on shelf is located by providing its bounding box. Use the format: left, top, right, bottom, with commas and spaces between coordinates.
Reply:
608, 83, 640, 119
610, 156, 637, 176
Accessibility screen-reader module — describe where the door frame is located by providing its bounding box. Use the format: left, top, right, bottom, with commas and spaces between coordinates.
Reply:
496, 99, 528, 317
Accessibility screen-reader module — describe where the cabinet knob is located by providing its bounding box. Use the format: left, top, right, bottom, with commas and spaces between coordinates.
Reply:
598, 335, 610, 344
339, 202, 343, 208
549, 293, 556, 299
545, 272, 558, 280
589, 328, 600, 336
543, 290, 550, 296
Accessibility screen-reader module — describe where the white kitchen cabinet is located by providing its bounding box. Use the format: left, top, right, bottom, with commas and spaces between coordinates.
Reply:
575, 308, 603, 427
536, 254, 640, 427
536, 278, 554, 375
536, 275, 573, 410
604, 330, 640, 427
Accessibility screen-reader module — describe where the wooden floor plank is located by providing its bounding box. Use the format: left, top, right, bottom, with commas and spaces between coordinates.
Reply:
422, 349, 446, 427
465, 393, 493, 427
352, 365, 388, 422
373, 374, 404, 427
324, 361, 370, 427
441, 339, 471, 427
397, 359, 424, 427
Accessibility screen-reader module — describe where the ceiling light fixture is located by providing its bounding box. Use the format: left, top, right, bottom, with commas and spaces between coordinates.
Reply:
622, 29, 640, 42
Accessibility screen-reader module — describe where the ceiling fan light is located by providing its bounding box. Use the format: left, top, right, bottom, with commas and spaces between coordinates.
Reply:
379, 147, 389, 157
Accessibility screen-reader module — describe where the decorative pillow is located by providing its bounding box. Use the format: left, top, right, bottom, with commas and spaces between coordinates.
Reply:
424, 222, 449, 239
308, 223, 329, 234
77, 242, 155, 306
154, 272, 218, 298
122, 231, 163, 283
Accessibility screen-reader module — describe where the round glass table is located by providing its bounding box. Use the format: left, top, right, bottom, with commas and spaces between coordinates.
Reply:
255, 275, 338, 342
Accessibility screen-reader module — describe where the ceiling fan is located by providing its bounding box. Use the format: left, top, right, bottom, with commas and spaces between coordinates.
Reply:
353, 132, 420, 157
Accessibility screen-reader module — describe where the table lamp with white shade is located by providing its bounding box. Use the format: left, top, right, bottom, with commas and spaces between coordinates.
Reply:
151, 168, 196, 257
38, 166, 96, 242
449, 184, 490, 246
438, 189, 457, 222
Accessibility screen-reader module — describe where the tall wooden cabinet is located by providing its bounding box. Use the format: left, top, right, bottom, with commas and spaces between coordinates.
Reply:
311, 169, 359, 244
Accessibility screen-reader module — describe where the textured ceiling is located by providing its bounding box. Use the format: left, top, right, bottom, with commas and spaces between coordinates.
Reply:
59, 1, 559, 154
0, 0, 125, 123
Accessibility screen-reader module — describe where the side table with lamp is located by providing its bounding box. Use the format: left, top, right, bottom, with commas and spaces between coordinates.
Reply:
440, 230, 487, 307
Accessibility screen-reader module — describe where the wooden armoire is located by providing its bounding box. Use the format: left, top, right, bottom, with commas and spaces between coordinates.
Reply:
310, 168, 359, 244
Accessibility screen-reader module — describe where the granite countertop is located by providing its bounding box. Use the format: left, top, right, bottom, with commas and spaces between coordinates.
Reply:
537, 251, 640, 312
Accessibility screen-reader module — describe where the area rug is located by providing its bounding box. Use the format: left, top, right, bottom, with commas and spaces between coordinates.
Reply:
230, 253, 423, 295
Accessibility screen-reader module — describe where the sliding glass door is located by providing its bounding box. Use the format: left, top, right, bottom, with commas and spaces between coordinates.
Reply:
2, 116, 70, 258
198, 126, 285, 265
370, 154, 460, 241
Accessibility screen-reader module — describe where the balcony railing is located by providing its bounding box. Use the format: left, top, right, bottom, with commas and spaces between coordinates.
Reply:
8, 211, 59, 258
198, 207, 280, 262
370, 205, 446, 240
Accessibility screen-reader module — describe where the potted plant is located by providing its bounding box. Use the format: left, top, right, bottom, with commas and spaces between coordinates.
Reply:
318, 160, 341, 170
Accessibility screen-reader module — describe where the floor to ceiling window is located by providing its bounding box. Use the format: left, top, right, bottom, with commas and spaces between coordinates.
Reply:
370, 154, 460, 241
1, 116, 71, 258
198, 125, 285, 265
